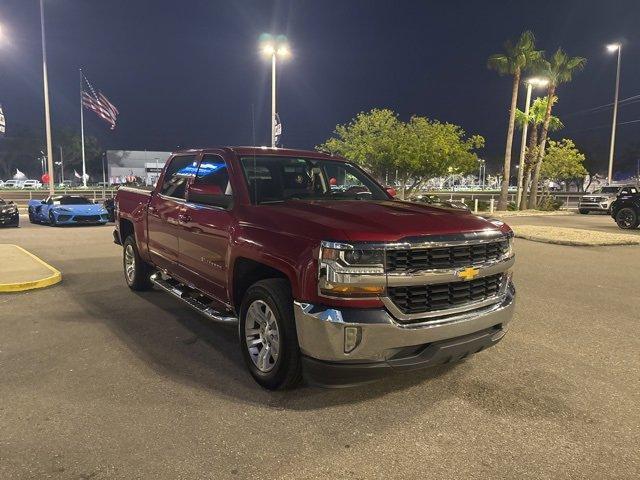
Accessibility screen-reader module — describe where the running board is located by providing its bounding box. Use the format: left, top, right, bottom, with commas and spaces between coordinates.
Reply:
150, 273, 238, 324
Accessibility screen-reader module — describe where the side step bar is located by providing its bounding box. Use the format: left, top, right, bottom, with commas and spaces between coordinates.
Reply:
150, 273, 238, 324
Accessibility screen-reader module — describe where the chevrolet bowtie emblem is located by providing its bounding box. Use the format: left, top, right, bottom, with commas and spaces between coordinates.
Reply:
458, 267, 480, 281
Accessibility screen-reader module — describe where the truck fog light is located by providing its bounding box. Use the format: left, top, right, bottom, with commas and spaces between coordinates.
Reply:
344, 326, 361, 353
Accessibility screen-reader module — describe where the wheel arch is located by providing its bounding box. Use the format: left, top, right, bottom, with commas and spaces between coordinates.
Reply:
231, 257, 294, 314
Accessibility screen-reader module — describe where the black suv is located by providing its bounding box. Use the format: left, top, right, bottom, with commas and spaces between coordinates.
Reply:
610, 188, 640, 229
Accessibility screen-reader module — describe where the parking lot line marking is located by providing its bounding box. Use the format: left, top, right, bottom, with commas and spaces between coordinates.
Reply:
0, 244, 62, 292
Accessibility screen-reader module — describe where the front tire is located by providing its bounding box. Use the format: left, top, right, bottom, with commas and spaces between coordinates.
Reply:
122, 235, 154, 291
578, 209, 589, 214
239, 279, 302, 390
48, 211, 57, 226
615, 208, 639, 229
28, 209, 35, 223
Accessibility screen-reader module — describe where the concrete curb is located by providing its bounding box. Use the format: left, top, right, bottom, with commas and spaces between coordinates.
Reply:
513, 226, 640, 247
0, 245, 62, 292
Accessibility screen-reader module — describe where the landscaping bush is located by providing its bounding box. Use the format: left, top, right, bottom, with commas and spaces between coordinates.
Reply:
537, 196, 564, 211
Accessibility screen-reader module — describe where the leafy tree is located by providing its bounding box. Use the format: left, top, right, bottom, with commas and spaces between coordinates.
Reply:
0, 126, 102, 181
318, 109, 484, 199
528, 49, 586, 208
488, 31, 542, 210
54, 128, 102, 180
540, 139, 588, 186
515, 96, 563, 208
319, 109, 402, 181
0, 126, 43, 179
395, 116, 483, 197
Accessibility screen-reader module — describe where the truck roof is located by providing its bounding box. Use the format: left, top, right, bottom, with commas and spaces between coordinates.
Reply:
172, 146, 346, 161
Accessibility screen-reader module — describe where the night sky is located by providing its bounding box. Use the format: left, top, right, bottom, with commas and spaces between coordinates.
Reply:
1, 0, 640, 173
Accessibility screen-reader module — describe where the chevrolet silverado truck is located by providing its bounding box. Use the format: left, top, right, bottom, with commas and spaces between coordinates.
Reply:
114, 147, 515, 389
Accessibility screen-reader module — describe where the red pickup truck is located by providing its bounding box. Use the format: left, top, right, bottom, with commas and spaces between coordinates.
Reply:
115, 147, 515, 389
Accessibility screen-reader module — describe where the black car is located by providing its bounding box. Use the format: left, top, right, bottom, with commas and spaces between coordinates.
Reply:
0, 198, 20, 227
103, 198, 115, 222
610, 189, 640, 229
411, 194, 471, 211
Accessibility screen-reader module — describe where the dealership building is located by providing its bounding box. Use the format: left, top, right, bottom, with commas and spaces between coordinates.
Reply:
106, 150, 172, 186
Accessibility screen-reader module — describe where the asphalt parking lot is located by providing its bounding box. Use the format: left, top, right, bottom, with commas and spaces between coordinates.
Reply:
1, 215, 639, 479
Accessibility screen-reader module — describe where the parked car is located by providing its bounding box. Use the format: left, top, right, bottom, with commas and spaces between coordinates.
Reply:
610, 189, 640, 229
22, 179, 43, 189
3, 180, 24, 189
412, 193, 471, 211
0, 198, 19, 227
28, 195, 109, 226
115, 147, 515, 390
103, 197, 115, 222
578, 185, 638, 214
0, 180, 4, 188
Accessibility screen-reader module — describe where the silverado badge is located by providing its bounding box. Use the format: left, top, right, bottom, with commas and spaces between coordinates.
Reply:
458, 266, 480, 281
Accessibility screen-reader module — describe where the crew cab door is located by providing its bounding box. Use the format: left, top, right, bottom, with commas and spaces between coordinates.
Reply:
147, 154, 198, 270
179, 154, 234, 304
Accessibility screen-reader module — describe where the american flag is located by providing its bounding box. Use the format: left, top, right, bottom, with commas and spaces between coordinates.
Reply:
81, 73, 119, 130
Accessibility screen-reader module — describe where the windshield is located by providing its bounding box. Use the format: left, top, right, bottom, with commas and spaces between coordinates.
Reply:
53, 196, 93, 205
240, 156, 388, 204
596, 187, 619, 194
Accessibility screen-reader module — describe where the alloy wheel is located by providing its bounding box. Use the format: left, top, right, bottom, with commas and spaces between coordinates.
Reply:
245, 300, 280, 373
124, 244, 136, 283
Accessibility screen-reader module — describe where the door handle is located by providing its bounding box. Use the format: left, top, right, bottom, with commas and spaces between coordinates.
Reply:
178, 213, 191, 223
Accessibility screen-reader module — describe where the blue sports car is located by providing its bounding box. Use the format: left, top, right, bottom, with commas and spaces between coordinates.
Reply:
28, 195, 109, 226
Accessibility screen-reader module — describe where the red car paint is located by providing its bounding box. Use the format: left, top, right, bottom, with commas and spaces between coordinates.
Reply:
115, 147, 511, 312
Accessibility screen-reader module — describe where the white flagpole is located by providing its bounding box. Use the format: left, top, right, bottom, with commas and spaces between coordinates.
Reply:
80, 68, 87, 188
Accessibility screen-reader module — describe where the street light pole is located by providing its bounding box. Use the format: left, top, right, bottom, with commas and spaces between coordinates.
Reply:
271, 51, 276, 147
260, 35, 289, 148
40, 0, 55, 195
607, 43, 622, 185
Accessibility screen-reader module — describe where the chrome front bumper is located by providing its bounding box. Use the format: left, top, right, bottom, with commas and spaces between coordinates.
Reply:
293, 282, 515, 363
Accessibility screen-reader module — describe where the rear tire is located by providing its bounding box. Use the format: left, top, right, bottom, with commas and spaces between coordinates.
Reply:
28, 209, 35, 223
578, 209, 589, 214
239, 279, 302, 390
615, 208, 639, 230
122, 235, 154, 291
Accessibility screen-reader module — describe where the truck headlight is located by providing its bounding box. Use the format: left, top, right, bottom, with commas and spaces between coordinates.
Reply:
319, 241, 385, 298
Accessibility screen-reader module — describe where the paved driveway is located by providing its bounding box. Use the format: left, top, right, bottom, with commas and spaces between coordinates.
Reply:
1, 219, 638, 479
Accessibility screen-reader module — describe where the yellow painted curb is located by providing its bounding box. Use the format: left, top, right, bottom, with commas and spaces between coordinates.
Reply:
0, 245, 62, 292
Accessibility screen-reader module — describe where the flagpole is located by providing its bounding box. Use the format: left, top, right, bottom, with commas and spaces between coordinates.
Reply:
80, 68, 87, 188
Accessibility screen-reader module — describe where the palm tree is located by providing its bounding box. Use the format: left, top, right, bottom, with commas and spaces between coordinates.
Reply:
516, 96, 563, 208
527, 49, 586, 208
488, 31, 542, 210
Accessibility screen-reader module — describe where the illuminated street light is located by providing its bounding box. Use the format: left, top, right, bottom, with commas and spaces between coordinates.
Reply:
515, 77, 549, 209
606, 43, 622, 184
40, 0, 55, 195
259, 34, 291, 147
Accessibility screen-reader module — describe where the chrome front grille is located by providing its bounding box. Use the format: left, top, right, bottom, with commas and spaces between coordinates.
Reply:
385, 240, 509, 273
387, 273, 504, 315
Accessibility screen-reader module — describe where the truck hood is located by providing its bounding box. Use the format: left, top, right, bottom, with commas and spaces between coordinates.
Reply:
253, 200, 504, 242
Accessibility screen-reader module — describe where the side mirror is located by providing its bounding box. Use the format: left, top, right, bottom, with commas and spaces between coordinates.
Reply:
386, 187, 397, 197
187, 183, 232, 209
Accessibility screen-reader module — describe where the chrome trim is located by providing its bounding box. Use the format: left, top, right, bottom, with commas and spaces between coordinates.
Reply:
386, 255, 514, 286
150, 273, 237, 324
293, 284, 515, 362
384, 271, 512, 323
321, 230, 511, 251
